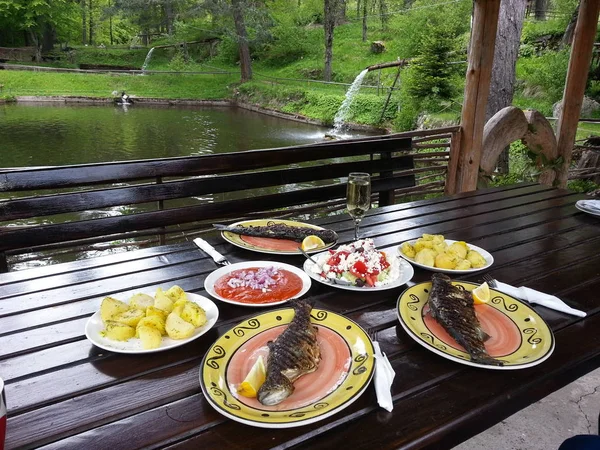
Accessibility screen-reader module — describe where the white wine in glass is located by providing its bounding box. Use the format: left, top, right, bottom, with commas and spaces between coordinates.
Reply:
346, 172, 371, 241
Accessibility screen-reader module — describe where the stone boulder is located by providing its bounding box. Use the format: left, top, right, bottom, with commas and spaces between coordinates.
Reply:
552, 96, 600, 118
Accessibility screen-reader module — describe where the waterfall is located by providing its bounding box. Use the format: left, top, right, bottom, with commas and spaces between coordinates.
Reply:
332, 69, 369, 136
141, 47, 155, 72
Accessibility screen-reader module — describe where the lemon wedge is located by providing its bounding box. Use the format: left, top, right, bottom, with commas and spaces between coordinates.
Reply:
472, 282, 490, 305
301, 235, 325, 251
237, 355, 266, 398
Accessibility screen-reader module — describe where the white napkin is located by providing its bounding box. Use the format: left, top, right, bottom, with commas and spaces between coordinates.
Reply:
373, 341, 395, 412
577, 200, 600, 213
493, 280, 586, 318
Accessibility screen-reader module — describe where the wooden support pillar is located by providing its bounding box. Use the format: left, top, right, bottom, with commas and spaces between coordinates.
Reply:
454, 0, 501, 193
555, 0, 600, 188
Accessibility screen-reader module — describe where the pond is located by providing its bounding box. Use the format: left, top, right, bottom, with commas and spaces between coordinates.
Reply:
1, 102, 372, 270
0, 102, 343, 167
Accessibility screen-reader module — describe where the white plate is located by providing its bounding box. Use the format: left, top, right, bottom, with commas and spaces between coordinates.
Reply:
397, 239, 494, 274
204, 261, 312, 307
576, 200, 600, 217
85, 291, 219, 354
302, 245, 414, 291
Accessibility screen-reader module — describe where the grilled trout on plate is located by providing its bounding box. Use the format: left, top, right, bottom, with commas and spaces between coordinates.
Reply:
214, 222, 338, 244
428, 273, 502, 366
257, 299, 321, 406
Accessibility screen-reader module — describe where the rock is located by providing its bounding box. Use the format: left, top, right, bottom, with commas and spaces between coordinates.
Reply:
553, 96, 600, 118
371, 41, 386, 54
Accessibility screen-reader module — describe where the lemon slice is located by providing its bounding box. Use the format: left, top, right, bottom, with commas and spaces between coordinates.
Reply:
237, 355, 266, 398
301, 235, 325, 251
472, 282, 490, 305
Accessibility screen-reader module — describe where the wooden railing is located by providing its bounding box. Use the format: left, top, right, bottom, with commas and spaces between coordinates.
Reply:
0, 126, 460, 271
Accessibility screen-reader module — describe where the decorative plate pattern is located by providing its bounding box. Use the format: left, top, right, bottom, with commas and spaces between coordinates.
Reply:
397, 239, 494, 274
85, 292, 219, 354
200, 307, 374, 428
397, 281, 554, 370
221, 219, 337, 255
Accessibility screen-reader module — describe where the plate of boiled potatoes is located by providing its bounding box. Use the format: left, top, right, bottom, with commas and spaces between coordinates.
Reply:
85, 285, 219, 354
398, 234, 493, 274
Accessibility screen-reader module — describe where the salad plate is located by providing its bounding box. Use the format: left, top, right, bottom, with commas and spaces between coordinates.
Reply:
397, 281, 554, 370
85, 291, 219, 354
303, 239, 414, 291
200, 306, 374, 428
220, 219, 337, 255
397, 239, 493, 274
204, 261, 312, 307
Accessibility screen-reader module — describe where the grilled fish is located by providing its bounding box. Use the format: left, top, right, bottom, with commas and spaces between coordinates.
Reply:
257, 299, 321, 406
428, 273, 503, 366
214, 222, 338, 244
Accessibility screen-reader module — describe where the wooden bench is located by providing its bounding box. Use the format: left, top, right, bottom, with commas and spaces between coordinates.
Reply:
0, 135, 416, 272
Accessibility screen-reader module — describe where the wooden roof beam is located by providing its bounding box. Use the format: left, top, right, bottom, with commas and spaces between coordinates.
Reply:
453, 0, 501, 193
555, 0, 600, 188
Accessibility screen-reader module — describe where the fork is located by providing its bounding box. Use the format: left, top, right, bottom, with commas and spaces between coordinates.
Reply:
193, 238, 231, 266
482, 273, 496, 287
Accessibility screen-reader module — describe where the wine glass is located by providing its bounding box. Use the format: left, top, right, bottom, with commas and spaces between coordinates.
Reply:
346, 172, 371, 241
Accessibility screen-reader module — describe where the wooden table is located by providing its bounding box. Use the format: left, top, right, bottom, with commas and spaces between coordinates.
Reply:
2, 183, 600, 449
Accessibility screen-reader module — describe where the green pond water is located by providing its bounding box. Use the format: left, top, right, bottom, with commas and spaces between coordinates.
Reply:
1, 103, 371, 270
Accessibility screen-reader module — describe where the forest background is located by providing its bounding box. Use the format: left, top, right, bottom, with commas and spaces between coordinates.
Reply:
0, 0, 598, 191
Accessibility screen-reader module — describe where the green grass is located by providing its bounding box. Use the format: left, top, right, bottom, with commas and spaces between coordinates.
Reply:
0, 70, 238, 99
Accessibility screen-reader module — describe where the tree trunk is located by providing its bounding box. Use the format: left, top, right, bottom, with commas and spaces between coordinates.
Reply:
29, 30, 42, 63
336, 0, 346, 25
534, 0, 547, 20
88, 0, 93, 45
41, 23, 55, 53
356, 0, 361, 19
165, 0, 174, 36
561, 4, 580, 48
81, 0, 87, 45
379, 0, 388, 30
362, 0, 367, 42
324, 0, 337, 81
485, 0, 527, 174
231, 0, 252, 82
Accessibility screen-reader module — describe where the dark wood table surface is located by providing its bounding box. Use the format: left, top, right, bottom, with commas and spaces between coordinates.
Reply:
2, 183, 600, 450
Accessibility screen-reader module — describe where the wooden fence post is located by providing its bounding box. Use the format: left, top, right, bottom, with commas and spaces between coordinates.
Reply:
555, 0, 600, 188
454, 0, 501, 193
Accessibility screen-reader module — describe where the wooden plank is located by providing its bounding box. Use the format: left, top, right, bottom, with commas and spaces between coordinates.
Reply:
455, 0, 502, 192
555, 0, 600, 187
0, 137, 411, 191
0, 156, 414, 221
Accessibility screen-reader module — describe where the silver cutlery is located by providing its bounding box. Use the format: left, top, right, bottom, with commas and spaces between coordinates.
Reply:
193, 238, 231, 266
482, 274, 586, 317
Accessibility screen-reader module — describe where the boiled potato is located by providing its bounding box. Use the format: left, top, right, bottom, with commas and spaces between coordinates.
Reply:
165, 285, 187, 303
100, 297, 130, 323
415, 248, 436, 267
447, 241, 468, 260
138, 325, 162, 349
172, 304, 185, 317
466, 250, 487, 268
432, 241, 448, 254
414, 239, 434, 252
181, 302, 207, 328
165, 312, 196, 340
104, 321, 136, 341
455, 259, 472, 270
111, 308, 145, 327
421, 234, 435, 241
146, 306, 167, 319
129, 293, 155, 311
136, 315, 166, 336
154, 288, 174, 313
435, 252, 458, 270
400, 242, 416, 258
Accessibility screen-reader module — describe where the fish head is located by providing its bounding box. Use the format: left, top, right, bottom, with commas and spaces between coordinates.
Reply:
257, 375, 294, 406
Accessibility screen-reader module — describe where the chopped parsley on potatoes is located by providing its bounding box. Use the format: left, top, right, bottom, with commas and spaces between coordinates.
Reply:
400, 234, 487, 270
99, 285, 207, 349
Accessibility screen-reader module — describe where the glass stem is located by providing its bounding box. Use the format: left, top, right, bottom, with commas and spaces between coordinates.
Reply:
354, 219, 360, 241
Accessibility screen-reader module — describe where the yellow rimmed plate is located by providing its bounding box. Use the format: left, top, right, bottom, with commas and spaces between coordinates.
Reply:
200, 306, 375, 428
397, 281, 554, 370
220, 219, 337, 255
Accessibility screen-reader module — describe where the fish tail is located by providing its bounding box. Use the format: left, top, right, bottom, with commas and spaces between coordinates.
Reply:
212, 223, 229, 231
471, 353, 504, 366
